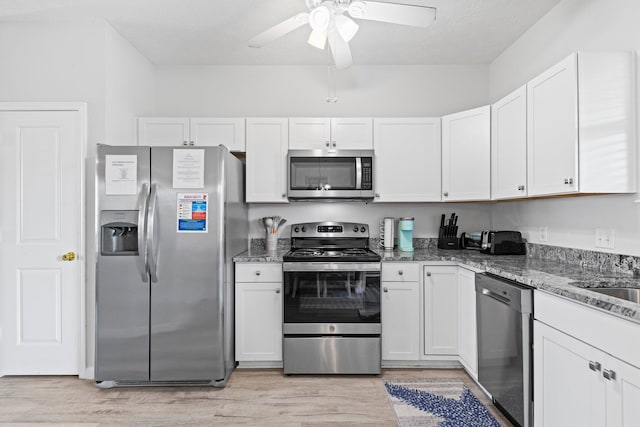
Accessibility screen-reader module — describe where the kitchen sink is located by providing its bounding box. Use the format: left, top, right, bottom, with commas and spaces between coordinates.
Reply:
588, 287, 640, 304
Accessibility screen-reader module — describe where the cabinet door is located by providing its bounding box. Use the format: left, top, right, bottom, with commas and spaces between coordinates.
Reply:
534, 321, 606, 427
423, 266, 458, 355
606, 355, 640, 427
491, 86, 527, 199
246, 118, 289, 203
190, 118, 245, 151
330, 117, 373, 150
373, 118, 441, 202
457, 267, 477, 379
381, 281, 420, 360
441, 106, 491, 201
235, 282, 283, 362
288, 117, 330, 150
527, 53, 578, 196
137, 117, 190, 146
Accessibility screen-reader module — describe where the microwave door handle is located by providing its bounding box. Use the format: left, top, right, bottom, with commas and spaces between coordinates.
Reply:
356, 157, 362, 190
135, 183, 149, 282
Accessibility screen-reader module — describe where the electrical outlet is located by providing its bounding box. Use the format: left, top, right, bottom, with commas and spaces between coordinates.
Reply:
595, 228, 615, 249
539, 226, 548, 242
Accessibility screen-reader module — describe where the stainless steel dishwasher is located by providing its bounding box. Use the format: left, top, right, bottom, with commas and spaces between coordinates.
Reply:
476, 273, 533, 427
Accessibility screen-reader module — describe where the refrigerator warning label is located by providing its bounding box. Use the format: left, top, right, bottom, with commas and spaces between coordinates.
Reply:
177, 193, 208, 233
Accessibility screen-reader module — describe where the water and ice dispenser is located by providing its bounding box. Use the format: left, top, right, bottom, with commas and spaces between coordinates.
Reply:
101, 211, 139, 255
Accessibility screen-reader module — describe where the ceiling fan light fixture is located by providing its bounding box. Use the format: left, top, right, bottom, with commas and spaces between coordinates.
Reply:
309, 5, 331, 31
347, 1, 366, 19
334, 14, 359, 42
308, 29, 328, 49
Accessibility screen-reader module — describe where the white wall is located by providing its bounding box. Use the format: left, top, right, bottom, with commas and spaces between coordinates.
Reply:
488, 0, 640, 256
105, 24, 155, 145
155, 64, 493, 239
0, 19, 159, 376
251, 202, 492, 241
155, 64, 489, 117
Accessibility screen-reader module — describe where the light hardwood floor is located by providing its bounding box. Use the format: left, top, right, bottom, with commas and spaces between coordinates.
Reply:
0, 369, 512, 426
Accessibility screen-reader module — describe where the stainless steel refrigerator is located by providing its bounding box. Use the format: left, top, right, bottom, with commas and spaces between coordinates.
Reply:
95, 145, 247, 387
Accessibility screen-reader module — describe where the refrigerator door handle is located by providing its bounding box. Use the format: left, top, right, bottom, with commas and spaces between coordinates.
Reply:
136, 183, 150, 282
147, 183, 159, 283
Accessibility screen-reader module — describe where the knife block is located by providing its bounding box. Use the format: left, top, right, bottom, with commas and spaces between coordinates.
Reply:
437, 226, 460, 250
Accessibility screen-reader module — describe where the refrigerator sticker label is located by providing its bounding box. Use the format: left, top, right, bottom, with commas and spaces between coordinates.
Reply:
173, 149, 205, 189
177, 193, 208, 233
105, 155, 137, 195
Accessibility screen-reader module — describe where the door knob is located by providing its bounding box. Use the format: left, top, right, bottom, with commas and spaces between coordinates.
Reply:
61, 252, 76, 261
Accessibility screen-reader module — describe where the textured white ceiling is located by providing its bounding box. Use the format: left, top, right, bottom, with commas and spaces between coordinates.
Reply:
0, 0, 562, 65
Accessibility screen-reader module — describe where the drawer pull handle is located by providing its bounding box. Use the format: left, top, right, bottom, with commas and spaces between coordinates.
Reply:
383, 287, 388, 293
398, 270, 403, 276
603, 369, 616, 381
255, 271, 261, 276
276, 288, 281, 294
426, 272, 431, 277
588, 361, 601, 372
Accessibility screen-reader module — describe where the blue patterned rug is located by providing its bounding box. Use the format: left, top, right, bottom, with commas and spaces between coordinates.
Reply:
384, 378, 502, 427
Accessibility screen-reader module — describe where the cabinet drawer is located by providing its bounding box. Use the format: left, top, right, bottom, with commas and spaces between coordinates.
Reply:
382, 263, 419, 282
235, 263, 282, 282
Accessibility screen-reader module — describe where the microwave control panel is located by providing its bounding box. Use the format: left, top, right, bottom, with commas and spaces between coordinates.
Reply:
361, 158, 373, 190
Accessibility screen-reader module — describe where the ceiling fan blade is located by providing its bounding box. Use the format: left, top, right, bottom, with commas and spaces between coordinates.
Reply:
248, 12, 309, 47
328, 27, 353, 70
348, 1, 436, 28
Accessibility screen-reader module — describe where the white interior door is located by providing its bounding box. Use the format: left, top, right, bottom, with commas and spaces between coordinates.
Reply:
0, 110, 82, 375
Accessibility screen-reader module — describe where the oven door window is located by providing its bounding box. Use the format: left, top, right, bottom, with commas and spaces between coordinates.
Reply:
290, 157, 357, 190
284, 270, 380, 323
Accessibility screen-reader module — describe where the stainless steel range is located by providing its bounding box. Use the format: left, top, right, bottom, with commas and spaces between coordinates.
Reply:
282, 221, 382, 374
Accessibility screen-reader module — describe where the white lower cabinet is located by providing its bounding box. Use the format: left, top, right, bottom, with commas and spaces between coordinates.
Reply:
235, 263, 283, 363
381, 263, 420, 361
457, 267, 477, 379
423, 265, 459, 356
535, 321, 640, 427
534, 292, 640, 427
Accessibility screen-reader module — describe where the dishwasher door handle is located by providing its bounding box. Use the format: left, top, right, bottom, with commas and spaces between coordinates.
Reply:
481, 288, 511, 305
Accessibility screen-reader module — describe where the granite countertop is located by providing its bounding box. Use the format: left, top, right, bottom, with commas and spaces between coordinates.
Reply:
234, 247, 640, 323
233, 247, 288, 262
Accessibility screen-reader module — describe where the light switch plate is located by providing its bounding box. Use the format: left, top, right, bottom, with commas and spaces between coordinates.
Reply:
539, 226, 548, 242
595, 228, 615, 249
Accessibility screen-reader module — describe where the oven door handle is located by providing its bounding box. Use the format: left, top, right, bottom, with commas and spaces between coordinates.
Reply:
283, 262, 381, 272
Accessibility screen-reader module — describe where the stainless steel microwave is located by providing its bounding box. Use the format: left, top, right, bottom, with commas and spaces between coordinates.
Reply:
287, 149, 374, 200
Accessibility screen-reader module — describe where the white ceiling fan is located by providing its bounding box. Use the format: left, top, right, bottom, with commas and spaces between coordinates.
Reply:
248, 0, 436, 70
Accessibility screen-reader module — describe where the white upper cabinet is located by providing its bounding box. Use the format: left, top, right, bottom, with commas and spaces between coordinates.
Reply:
441, 106, 491, 201
373, 118, 441, 202
289, 117, 372, 151
189, 118, 245, 151
330, 118, 373, 150
491, 86, 528, 200
527, 52, 636, 196
138, 117, 245, 151
245, 118, 289, 203
138, 117, 190, 146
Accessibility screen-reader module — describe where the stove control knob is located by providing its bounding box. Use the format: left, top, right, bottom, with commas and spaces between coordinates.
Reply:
294, 227, 299, 232
353, 226, 359, 232
360, 227, 366, 232
301, 226, 306, 232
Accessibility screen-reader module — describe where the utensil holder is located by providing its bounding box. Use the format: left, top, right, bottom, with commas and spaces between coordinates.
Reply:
265, 233, 278, 252
437, 227, 460, 250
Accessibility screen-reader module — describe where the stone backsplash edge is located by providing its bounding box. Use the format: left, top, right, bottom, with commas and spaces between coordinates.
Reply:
248, 238, 640, 276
